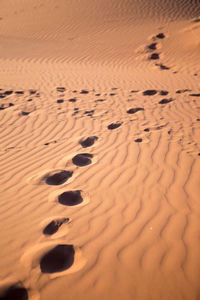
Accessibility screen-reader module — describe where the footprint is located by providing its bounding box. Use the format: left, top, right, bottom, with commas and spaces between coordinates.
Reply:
130, 90, 139, 93
127, 107, 144, 114
57, 87, 66, 92
43, 218, 70, 235
159, 98, 174, 104
107, 122, 122, 130
40, 244, 75, 274
143, 90, 157, 96
160, 90, 168, 95
69, 98, 76, 102
57, 99, 64, 103
21, 111, 30, 116
144, 128, 150, 132
95, 99, 105, 102
156, 33, 165, 39
15, 91, 24, 95
72, 153, 93, 167
0, 103, 14, 111
149, 53, 159, 60
80, 90, 89, 94
80, 136, 98, 148
189, 93, 200, 97
45, 171, 73, 185
29, 89, 37, 95
147, 42, 157, 50
0, 285, 28, 300
0, 93, 6, 99
176, 89, 191, 94
84, 110, 94, 117
134, 138, 143, 143
156, 63, 170, 70
58, 190, 83, 206
4, 90, 13, 96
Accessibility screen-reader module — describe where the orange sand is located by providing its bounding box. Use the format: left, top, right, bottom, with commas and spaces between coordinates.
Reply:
0, 1, 200, 299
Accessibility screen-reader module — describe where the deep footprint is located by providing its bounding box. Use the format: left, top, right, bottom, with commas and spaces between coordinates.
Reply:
72, 153, 93, 166
156, 33, 165, 39
107, 122, 122, 130
149, 53, 159, 60
0, 285, 28, 300
143, 90, 157, 96
127, 107, 144, 114
159, 98, 173, 104
45, 171, 73, 185
147, 42, 157, 50
40, 244, 75, 273
80, 136, 98, 148
58, 190, 83, 206
43, 218, 70, 235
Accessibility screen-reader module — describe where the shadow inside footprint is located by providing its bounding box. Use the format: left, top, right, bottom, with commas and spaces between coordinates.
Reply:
160, 90, 168, 95
40, 244, 75, 273
57, 99, 64, 103
4, 90, 13, 96
57, 87, 66, 92
149, 53, 159, 60
80, 136, 98, 148
58, 190, 83, 206
156, 63, 170, 70
0, 285, 28, 300
127, 107, 144, 114
189, 93, 200, 97
159, 98, 173, 104
80, 90, 89, 94
72, 153, 93, 167
43, 218, 69, 235
147, 42, 157, 50
107, 122, 122, 130
15, 91, 24, 95
156, 33, 165, 39
45, 171, 73, 185
134, 138, 143, 143
143, 90, 157, 96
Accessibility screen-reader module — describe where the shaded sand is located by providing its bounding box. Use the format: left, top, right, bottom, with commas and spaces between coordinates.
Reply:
0, 1, 200, 300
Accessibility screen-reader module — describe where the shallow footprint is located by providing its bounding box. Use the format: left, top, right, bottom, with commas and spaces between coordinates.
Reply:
43, 218, 70, 235
72, 153, 93, 167
40, 244, 75, 273
58, 190, 83, 206
80, 136, 98, 148
45, 171, 73, 185
159, 98, 173, 104
143, 90, 157, 96
134, 138, 143, 143
107, 122, 122, 130
127, 107, 144, 114
0, 285, 28, 300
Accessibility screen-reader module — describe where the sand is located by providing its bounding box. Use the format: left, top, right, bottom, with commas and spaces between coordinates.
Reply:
0, 1, 200, 299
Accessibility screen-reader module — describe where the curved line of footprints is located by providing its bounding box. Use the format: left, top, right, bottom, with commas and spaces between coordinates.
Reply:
1, 77, 200, 298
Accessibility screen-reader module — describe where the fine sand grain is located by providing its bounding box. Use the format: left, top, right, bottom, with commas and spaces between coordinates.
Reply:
0, 1, 200, 300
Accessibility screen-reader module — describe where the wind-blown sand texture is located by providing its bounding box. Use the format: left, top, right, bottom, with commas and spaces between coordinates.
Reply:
0, 1, 200, 299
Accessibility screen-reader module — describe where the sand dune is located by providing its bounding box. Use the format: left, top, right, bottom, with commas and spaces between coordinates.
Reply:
0, 1, 200, 300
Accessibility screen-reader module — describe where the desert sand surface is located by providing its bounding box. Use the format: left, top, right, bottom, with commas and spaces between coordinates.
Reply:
0, 1, 200, 299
